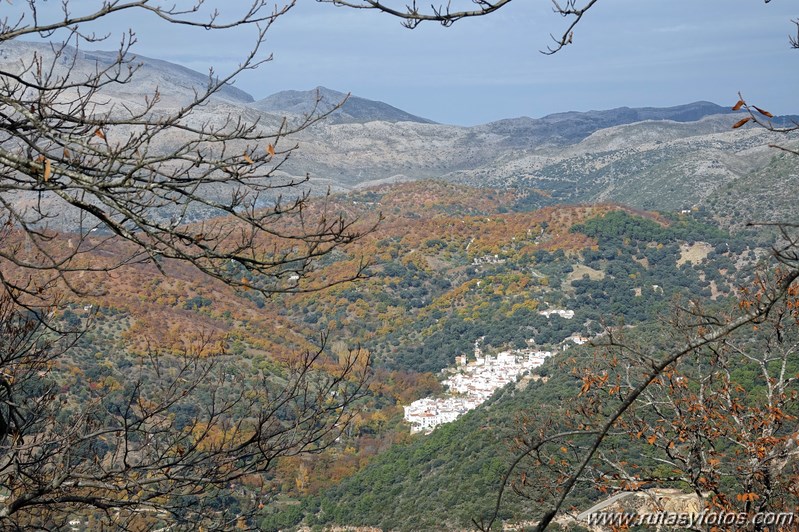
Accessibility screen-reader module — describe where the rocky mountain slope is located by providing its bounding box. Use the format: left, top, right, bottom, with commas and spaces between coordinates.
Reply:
448, 116, 786, 210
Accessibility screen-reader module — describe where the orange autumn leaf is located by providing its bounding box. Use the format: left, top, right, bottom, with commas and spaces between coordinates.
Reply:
736, 492, 760, 502
267, 144, 276, 157
732, 100, 745, 111
732, 117, 751, 129
579, 378, 591, 396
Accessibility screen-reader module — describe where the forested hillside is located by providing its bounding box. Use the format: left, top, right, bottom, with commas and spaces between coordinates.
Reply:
19, 179, 773, 529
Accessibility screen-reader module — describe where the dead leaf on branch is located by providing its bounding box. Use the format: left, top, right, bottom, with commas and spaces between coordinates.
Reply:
753, 105, 774, 118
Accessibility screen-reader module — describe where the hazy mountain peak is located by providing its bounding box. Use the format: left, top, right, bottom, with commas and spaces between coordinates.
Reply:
0, 40, 255, 105
252, 86, 436, 125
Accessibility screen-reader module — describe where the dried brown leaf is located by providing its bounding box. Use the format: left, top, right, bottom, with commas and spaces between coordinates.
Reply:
753, 105, 774, 118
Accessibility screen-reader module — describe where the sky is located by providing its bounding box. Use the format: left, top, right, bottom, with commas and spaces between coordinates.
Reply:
12, 0, 799, 125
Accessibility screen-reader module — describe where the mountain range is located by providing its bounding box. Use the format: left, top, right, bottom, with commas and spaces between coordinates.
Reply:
4, 41, 798, 224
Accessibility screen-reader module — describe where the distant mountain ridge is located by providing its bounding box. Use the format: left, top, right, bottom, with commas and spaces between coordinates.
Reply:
474, 101, 736, 148
6, 41, 795, 128
541, 101, 730, 124
4, 41, 779, 129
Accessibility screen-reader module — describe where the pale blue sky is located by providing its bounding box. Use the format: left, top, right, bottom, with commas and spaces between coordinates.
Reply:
14, 0, 799, 125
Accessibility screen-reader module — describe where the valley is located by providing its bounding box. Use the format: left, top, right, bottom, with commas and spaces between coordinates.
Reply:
26, 184, 777, 530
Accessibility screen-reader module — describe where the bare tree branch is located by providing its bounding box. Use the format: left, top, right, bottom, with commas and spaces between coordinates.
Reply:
543, 0, 600, 55
1, 2, 376, 528
317, 0, 602, 53
316, 0, 514, 28
1, 2, 378, 311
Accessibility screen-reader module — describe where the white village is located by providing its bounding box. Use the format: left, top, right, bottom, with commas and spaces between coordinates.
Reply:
403, 339, 553, 433
403, 307, 595, 433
